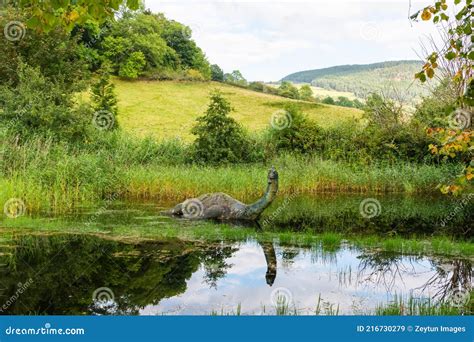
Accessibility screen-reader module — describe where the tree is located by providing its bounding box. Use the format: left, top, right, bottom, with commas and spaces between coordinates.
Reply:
191, 92, 251, 164
322, 96, 335, 105
411, 0, 473, 194
0, 63, 91, 142
95, 11, 210, 79
5, 0, 140, 32
90, 67, 119, 130
268, 105, 322, 154
0, 7, 88, 93
224, 70, 247, 86
118, 51, 146, 79
299, 85, 314, 101
210, 64, 224, 82
278, 81, 299, 99
411, 0, 473, 91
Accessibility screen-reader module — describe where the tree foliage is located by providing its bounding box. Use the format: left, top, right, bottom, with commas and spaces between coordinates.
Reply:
87, 11, 211, 80
3, 0, 140, 32
91, 67, 119, 129
412, 0, 473, 194
191, 92, 252, 164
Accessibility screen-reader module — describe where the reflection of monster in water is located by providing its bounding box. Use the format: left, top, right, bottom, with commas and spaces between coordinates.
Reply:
0, 234, 279, 315
262, 242, 277, 286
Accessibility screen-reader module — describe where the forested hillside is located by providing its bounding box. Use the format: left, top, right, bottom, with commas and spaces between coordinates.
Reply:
281, 61, 430, 102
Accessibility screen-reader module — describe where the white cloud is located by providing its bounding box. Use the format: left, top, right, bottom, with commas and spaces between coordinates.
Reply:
145, 0, 442, 80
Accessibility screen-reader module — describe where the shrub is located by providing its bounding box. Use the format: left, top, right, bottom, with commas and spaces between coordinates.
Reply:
185, 69, 206, 81
321, 96, 335, 105
414, 79, 458, 127
118, 51, 146, 79
278, 81, 300, 99
0, 63, 92, 143
299, 85, 314, 101
268, 104, 323, 154
90, 67, 119, 129
210, 64, 224, 81
190, 92, 253, 164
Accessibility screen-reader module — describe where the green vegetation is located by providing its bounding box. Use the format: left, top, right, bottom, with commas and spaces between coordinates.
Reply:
281, 60, 429, 102
190, 92, 256, 164
112, 79, 361, 140
376, 295, 472, 316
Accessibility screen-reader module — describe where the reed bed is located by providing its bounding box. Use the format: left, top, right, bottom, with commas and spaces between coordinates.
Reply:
0, 130, 462, 214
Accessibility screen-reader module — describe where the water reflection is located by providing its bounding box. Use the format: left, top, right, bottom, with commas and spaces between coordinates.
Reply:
0, 233, 471, 315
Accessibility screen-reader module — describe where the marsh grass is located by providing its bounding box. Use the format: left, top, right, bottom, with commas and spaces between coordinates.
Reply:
1, 215, 472, 257
375, 294, 472, 315
0, 137, 459, 214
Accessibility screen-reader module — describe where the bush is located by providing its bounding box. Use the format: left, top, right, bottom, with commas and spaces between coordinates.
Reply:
0, 63, 92, 143
210, 64, 224, 82
190, 92, 254, 164
414, 79, 458, 127
185, 69, 206, 81
90, 68, 119, 129
278, 81, 300, 99
267, 104, 323, 154
118, 51, 146, 79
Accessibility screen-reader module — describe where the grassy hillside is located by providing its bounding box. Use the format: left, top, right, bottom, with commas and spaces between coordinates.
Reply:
113, 80, 362, 140
281, 60, 429, 102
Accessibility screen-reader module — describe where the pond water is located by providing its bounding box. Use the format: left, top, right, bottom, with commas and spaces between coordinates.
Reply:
0, 194, 472, 315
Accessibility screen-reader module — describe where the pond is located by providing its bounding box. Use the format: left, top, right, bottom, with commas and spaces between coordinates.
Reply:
0, 194, 472, 315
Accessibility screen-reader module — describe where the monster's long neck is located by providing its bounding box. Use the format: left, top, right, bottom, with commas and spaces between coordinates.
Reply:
245, 179, 278, 219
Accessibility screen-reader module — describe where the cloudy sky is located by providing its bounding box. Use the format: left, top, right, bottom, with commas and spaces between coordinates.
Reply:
144, 0, 441, 81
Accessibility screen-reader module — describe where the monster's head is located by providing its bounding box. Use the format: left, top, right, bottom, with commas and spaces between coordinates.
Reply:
268, 166, 279, 184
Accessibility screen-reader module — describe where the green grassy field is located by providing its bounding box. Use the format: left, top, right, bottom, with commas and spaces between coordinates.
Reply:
113, 80, 362, 140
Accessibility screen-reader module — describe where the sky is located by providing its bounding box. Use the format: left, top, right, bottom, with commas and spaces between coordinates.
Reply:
144, 0, 441, 81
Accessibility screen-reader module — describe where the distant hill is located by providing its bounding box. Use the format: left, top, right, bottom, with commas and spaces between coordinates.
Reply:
281, 60, 429, 102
